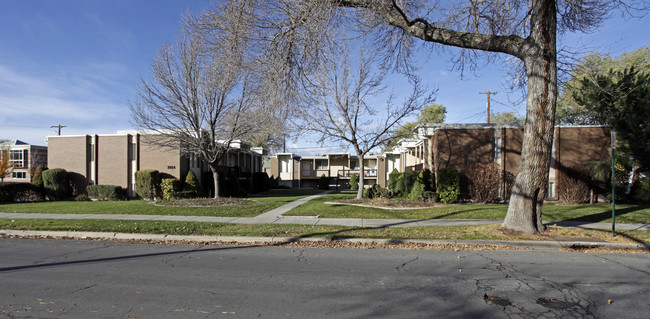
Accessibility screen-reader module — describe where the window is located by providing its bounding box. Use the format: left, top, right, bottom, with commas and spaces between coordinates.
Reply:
129, 143, 137, 161
10, 150, 25, 168
350, 160, 358, 170
547, 182, 556, 198
12, 171, 26, 179
89, 143, 95, 161
315, 160, 328, 170
190, 153, 200, 168
493, 137, 502, 160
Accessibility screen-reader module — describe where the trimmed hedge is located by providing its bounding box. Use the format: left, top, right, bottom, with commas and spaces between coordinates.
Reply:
0, 183, 44, 202
388, 168, 400, 190
135, 170, 160, 200
631, 177, 650, 203
42, 168, 70, 200
86, 185, 126, 201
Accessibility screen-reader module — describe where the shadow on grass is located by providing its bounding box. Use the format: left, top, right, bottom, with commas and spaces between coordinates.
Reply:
563, 205, 650, 223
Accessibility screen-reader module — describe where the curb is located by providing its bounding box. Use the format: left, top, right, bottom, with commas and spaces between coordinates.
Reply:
2, 229, 647, 251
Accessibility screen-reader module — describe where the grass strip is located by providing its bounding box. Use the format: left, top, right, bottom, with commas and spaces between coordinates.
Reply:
1, 219, 647, 244
286, 191, 650, 224
0, 196, 300, 218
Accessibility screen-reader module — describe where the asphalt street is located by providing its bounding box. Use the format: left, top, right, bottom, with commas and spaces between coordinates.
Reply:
1, 238, 648, 318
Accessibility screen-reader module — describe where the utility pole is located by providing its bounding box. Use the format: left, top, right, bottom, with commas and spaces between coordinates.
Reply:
479, 91, 497, 123
51, 125, 67, 135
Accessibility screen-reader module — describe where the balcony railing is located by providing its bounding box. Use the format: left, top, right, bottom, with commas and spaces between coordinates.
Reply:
337, 169, 378, 178
301, 169, 330, 178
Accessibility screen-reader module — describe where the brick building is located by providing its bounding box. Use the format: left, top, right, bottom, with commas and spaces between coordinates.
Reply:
0, 140, 47, 183
47, 131, 266, 197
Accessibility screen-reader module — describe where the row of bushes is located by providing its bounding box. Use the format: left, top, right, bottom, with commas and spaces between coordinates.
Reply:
371, 163, 515, 204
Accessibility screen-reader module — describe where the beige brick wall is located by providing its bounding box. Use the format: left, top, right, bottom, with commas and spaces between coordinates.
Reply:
138, 135, 182, 180
96, 135, 129, 188
47, 136, 90, 192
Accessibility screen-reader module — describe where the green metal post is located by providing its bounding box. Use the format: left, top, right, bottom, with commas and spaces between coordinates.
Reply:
611, 131, 616, 237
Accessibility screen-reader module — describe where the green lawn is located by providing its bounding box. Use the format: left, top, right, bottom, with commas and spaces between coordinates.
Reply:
0, 195, 302, 218
285, 190, 650, 224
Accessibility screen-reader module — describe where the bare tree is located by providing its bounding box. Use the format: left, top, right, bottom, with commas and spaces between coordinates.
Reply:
229, 0, 642, 234
296, 37, 434, 199
130, 4, 267, 198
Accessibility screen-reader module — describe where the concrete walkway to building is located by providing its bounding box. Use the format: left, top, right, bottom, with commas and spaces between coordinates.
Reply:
0, 190, 648, 231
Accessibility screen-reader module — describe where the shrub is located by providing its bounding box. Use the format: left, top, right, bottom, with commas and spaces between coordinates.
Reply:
318, 174, 329, 190
183, 170, 203, 197
161, 178, 182, 200
409, 169, 435, 201
631, 177, 650, 203
42, 168, 70, 200
439, 185, 460, 204
467, 163, 501, 203
396, 171, 419, 197
388, 168, 401, 190
0, 183, 44, 202
86, 185, 126, 201
437, 167, 460, 203
349, 173, 359, 190
135, 169, 160, 200
252, 172, 270, 193
558, 164, 590, 204
32, 163, 47, 188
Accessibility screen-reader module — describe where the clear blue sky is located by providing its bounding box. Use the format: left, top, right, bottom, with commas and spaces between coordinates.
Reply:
0, 0, 647, 153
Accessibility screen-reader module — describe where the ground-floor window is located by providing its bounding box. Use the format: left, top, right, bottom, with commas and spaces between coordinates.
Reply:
12, 171, 26, 179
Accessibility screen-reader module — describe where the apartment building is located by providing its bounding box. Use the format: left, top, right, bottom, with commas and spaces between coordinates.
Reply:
269, 152, 386, 189
0, 140, 47, 183
47, 131, 267, 197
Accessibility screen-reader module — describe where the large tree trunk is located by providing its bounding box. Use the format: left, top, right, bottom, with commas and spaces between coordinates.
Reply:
502, 0, 557, 234
209, 163, 221, 199
357, 153, 365, 199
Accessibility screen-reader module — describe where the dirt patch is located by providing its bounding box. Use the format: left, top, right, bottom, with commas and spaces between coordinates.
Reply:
154, 198, 259, 207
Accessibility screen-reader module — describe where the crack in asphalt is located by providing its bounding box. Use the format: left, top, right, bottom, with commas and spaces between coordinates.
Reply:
67, 284, 98, 295
474, 253, 597, 318
395, 255, 419, 271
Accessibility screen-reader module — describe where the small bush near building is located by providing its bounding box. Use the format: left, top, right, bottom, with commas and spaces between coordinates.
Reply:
349, 173, 359, 190
161, 178, 182, 200
86, 185, 126, 201
252, 172, 270, 193
364, 184, 396, 199
467, 163, 501, 203
42, 168, 70, 200
183, 170, 203, 197
0, 183, 44, 202
318, 174, 329, 190
32, 163, 47, 189
409, 169, 434, 201
388, 169, 401, 190
437, 167, 460, 204
558, 164, 591, 204
135, 170, 160, 200
396, 171, 419, 197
